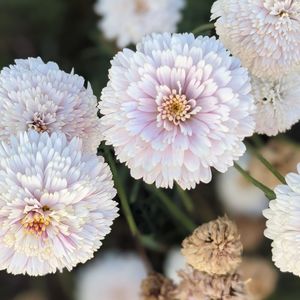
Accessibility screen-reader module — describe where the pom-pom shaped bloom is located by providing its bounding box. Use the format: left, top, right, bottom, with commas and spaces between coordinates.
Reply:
263, 165, 300, 277
94, 0, 184, 48
181, 216, 243, 275
99, 33, 255, 189
251, 72, 300, 135
211, 0, 300, 79
174, 268, 248, 300
0, 57, 101, 153
0, 131, 118, 276
141, 272, 176, 300
76, 251, 147, 300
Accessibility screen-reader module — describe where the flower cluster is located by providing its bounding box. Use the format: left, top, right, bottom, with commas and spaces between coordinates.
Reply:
0, 58, 118, 276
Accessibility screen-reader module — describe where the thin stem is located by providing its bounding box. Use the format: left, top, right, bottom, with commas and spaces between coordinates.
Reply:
234, 162, 276, 200
192, 23, 215, 35
146, 185, 196, 232
251, 134, 264, 148
104, 148, 139, 236
246, 142, 286, 184
175, 184, 194, 213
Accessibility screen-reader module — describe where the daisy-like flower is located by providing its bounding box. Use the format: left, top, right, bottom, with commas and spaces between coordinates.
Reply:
263, 165, 300, 277
251, 72, 300, 135
76, 251, 147, 300
94, 0, 184, 48
0, 57, 101, 153
211, 0, 300, 79
99, 33, 255, 189
0, 131, 118, 276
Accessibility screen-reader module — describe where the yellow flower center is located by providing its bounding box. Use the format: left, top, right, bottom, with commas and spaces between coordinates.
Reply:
28, 113, 48, 133
158, 91, 191, 125
21, 209, 50, 236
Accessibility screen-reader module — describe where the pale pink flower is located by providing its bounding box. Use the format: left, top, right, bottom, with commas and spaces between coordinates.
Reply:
211, 0, 300, 79
0, 57, 101, 153
99, 33, 255, 189
0, 131, 118, 276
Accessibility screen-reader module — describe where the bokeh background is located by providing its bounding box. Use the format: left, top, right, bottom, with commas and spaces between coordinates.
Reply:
0, 0, 300, 299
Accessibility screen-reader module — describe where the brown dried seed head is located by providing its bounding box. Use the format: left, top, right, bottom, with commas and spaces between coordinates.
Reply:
181, 216, 243, 275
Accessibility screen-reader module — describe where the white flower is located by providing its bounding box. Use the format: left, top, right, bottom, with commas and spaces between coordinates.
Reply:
0, 131, 118, 276
95, 0, 184, 48
217, 154, 268, 217
211, 0, 300, 79
252, 72, 300, 136
0, 57, 101, 153
76, 251, 147, 300
263, 165, 300, 277
99, 33, 255, 189
164, 247, 186, 284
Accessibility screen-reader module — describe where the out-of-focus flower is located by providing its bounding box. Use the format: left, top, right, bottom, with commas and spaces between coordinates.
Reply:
14, 291, 47, 300
211, 0, 300, 79
76, 251, 147, 300
94, 0, 184, 48
0, 131, 118, 276
141, 272, 176, 300
99, 33, 255, 189
0, 57, 101, 153
218, 140, 300, 217
217, 155, 268, 217
181, 216, 243, 275
234, 217, 265, 253
164, 247, 186, 284
240, 257, 278, 300
252, 73, 300, 136
263, 166, 300, 276
174, 268, 248, 300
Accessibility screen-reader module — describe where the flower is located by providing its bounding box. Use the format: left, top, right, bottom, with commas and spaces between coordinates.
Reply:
211, 0, 300, 79
94, 0, 184, 48
181, 216, 243, 275
99, 33, 255, 189
217, 154, 268, 217
0, 131, 118, 276
76, 251, 147, 300
141, 272, 176, 300
251, 72, 300, 136
174, 268, 248, 300
263, 165, 300, 276
164, 247, 186, 284
240, 257, 278, 300
0, 57, 101, 153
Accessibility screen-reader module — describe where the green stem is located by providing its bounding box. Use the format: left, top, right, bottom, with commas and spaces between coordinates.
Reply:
234, 162, 276, 200
104, 148, 139, 236
192, 23, 215, 35
176, 184, 194, 213
146, 185, 196, 232
246, 142, 286, 184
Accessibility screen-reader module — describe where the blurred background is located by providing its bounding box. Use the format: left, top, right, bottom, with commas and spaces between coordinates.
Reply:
0, 0, 300, 299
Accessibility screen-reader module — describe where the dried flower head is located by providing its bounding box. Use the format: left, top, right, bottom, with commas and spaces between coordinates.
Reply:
181, 216, 243, 275
141, 272, 176, 300
174, 268, 248, 300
